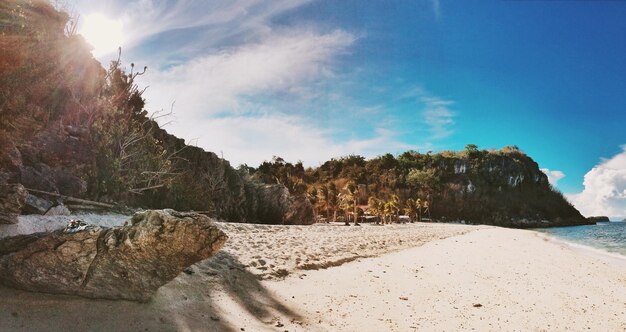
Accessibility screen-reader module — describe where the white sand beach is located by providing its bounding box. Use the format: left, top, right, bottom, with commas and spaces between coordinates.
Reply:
1, 221, 625, 331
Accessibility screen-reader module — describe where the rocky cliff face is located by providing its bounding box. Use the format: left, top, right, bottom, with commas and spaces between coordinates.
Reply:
424, 152, 589, 228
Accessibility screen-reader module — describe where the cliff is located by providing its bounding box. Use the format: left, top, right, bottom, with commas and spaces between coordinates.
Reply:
252, 147, 591, 228
0, 0, 312, 225
420, 150, 589, 228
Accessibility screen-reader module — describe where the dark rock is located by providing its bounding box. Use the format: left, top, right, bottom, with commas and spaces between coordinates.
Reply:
245, 184, 314, 225
0, 209, 227, 301
18, 165, 86, 197
0, 182, 27, 224
51, 168, 87, 197
24, 194, 53, 214
587, 216, 610, 223
19, 165, 58, 193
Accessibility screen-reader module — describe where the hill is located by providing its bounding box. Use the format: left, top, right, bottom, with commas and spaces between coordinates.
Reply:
249, 145, 590, 228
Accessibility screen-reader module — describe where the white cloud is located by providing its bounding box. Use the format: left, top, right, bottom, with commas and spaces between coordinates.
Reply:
403, 87, 455, 140
142, 29, 355, 115
72, 1, 436, 167
169, 114, 418, 167
75, 0, 312, 57
422, 96, 455, 139
540, 168, 566, 187
566, 146, 626, 219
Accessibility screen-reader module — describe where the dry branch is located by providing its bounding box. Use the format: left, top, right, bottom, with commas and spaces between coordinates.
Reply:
25, 188, 116, 209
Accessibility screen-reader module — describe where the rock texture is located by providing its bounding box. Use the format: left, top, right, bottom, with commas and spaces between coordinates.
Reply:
0, 183, 27, 224
0, 210, 227, 301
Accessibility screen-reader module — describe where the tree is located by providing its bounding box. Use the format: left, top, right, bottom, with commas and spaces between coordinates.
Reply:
383, 201, 393, 224
344, 181, 359, 225
327, 182, 339, 222
404, 198, 417, 223
390, 194, 400, 223
317, 186, 329, 221
368, 196, 382, 224
407, 168, 440, 208
464, 144, 480, 158
464, 144, 478, 153
339, 193, 353, 226
307, 187, 319, 221
415, 198, 422, 222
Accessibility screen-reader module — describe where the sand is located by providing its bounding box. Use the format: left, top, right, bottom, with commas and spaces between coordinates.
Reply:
1, 221, 625, 331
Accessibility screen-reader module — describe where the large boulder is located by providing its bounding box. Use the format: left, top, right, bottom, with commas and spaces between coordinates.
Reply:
0, 209, 227, 301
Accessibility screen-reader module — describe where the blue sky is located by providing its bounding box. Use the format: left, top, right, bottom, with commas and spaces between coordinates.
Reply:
73, 0, 626, 218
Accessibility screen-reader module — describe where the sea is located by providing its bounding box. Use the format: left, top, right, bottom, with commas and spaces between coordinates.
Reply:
537, 221, 626, 257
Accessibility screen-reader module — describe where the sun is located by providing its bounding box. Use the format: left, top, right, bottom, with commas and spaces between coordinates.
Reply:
79, 14, 125, 57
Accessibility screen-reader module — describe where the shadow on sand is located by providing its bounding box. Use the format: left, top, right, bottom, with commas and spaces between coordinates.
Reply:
0, 252, 303, 332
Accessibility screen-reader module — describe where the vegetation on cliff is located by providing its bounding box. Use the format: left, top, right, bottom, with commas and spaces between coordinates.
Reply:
249, 145, 589, 228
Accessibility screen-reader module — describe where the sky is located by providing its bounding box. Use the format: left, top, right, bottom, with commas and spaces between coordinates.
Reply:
69, 0, 626, 219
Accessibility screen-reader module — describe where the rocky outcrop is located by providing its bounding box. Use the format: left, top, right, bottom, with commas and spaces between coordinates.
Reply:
424, 152, 591, 228
0, 210, 227, 301
588, 216, 610, 223
244, 184, 314, 225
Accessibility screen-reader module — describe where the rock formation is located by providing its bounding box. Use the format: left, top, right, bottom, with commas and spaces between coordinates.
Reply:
0, 210, 227, 302
587, 216, 610, 223
244, 184, 314, 225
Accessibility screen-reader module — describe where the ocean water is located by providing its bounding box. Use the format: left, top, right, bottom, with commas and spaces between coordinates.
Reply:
538, 222, 626, 256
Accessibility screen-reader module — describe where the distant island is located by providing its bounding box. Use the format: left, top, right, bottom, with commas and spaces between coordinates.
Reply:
588, 216, 611, 223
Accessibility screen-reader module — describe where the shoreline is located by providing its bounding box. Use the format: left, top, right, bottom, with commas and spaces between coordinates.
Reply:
1, 223, 625, 331
535, 231, 626, 268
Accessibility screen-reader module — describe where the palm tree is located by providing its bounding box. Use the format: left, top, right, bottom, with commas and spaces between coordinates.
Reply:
327, 182, 339, 222
404, 198, 417, 223
339, 193, 353, 226
307, 187, 319, 222
368, 196, 381, 224
318, 186, 330, 222
390, 194, 400, 223
345, 181, 359, 225
383, 201, 393, 224
415, 198, 422, 222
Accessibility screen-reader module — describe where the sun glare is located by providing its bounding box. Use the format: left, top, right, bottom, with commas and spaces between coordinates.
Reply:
79, 14, 125, 57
